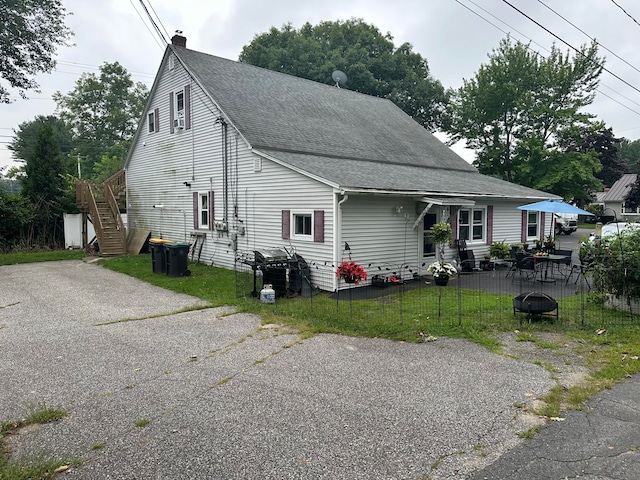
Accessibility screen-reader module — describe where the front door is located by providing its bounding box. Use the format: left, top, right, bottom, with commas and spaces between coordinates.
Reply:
423, 213, 437, 258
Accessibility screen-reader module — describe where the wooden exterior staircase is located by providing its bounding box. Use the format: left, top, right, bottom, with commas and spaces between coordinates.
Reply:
76, 170, 127, 256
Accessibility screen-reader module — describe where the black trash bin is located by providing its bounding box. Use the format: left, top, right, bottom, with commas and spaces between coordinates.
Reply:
165, 242, 190, 277
149, 238, 174, 274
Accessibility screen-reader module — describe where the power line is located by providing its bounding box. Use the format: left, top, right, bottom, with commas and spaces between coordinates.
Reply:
456, 0, 640, 119
539, 0, 640, 76
137, 0, 168, 45
146, 0, 171, 41
610, 0, 640, 29
501, 0, 640, 96
463, 0, 551, 53
127, 0, 165, 51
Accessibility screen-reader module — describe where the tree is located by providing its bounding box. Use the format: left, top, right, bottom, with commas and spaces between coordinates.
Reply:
240, 19, 448, 131
576, 126, 626, 188
0, 190, 33, 250
0, 0, 73, 103
618, 138, 640, 174
8, 115, 75, 174
445, 37, 605, 201
20, 121, 65, 247
53, 61, 149, 179
624, 176, 640, 212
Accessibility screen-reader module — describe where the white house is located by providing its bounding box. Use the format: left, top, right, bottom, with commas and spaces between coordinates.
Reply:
124, 34, 556, 291
601, 174, 639, 221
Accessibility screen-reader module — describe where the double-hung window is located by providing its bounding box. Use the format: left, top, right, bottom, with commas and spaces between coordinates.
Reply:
148, 112, 155, 133
198, 193, 209, 229
527, 212, 539, 239
458, 208, 485, 243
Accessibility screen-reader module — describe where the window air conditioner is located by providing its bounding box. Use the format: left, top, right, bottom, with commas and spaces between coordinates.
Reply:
174, 117, 185, 129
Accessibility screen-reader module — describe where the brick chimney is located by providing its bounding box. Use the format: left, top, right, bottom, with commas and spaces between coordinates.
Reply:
171, 31, 186, 47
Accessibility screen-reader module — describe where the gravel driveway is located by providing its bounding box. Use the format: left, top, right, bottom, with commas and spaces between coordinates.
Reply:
0, 260, 556, 479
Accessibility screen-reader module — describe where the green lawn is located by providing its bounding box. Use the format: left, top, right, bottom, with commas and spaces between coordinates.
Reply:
4, 250, 640, 420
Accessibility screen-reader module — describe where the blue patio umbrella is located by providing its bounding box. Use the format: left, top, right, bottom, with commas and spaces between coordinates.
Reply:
517, 199, 593, 216
517, 199, 593, 240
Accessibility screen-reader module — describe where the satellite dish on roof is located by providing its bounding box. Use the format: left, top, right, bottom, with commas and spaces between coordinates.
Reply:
332, 70, 348, 88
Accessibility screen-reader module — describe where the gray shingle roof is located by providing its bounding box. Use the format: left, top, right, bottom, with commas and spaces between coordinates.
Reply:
175, 46, 553, 199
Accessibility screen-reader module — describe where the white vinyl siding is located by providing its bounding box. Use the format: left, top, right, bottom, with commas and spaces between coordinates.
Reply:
340, 196, 420, 281
126, 52, 334, 274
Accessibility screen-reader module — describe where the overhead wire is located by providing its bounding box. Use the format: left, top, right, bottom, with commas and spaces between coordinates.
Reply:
127, 0, 165, 51
610, 0, 640, 29
501, 0, 640, 96
146, 0, 171, 41
137, 0, 168, 45
538, 0, 640, 76
456, 0, 640, 120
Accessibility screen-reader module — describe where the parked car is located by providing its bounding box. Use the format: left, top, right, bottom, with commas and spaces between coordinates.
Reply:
554, 214, 578, 235
601, 222, 640, 238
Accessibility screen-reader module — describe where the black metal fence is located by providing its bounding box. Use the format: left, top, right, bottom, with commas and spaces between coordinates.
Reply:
234, 252, 640, 329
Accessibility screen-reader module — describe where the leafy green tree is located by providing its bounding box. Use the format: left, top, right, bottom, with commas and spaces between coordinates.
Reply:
575, 126, 626, 188
445, 37, 604, 201
8, 115, 75, 174
553, 124, 624, 204
92, 142, 129, 182
53, 61, 148, 179
20, 121, 66, 247
240, 19, 448, 130
0, 0, 73, 103
619, 138, 640, 174
0, 190, 33, 250
624, 176, 640, 211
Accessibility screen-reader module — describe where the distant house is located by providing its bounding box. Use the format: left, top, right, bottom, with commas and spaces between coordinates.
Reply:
124, 34, 556, 290
602, 174, 639, 220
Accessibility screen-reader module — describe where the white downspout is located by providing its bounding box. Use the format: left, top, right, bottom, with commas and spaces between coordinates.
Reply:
335, 191, 349, 290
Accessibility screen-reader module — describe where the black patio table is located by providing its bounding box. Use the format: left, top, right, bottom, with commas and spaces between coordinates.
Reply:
533, 254, 571, 283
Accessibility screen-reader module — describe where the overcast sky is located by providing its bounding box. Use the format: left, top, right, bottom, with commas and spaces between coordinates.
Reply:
3, 0, 640, 171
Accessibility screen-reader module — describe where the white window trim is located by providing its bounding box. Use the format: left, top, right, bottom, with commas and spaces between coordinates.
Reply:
175, 90, 185, 116
148, 112, 155, 133
458, 207, 486, 244
526, 211, 539, 241
291, 211, 314, 241
198, 193, 209, 229
622, 203, 640, 214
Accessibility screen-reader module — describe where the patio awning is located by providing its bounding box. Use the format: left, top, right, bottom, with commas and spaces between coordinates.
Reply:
419, 197, 476, 206
413, 197, 476, 229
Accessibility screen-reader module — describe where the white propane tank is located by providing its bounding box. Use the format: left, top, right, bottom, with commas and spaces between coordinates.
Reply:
260, 284, 276, 304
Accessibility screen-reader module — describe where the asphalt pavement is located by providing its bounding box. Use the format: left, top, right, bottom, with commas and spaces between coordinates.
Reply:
0, 260, 638, 479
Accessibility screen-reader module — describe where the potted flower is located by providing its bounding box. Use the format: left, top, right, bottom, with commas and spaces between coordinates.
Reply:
430, 221, 452, 260
427, 261, 457, 286
336, 261, 368, 284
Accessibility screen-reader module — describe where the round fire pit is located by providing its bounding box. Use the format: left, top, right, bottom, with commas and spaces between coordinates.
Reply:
513, 292, 558, 321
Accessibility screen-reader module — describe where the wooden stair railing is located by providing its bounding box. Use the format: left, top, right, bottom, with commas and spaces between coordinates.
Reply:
76, 170, 127, 256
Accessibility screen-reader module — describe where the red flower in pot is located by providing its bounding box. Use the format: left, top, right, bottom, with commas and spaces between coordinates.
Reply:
336, 261, 368, 284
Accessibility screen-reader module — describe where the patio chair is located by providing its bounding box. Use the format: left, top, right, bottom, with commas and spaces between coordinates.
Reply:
566, 255, 593, 288
457, 239, 476, 272
553, 248, 573, 276
511, 252, 536, 282
506, 247, 519, 278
